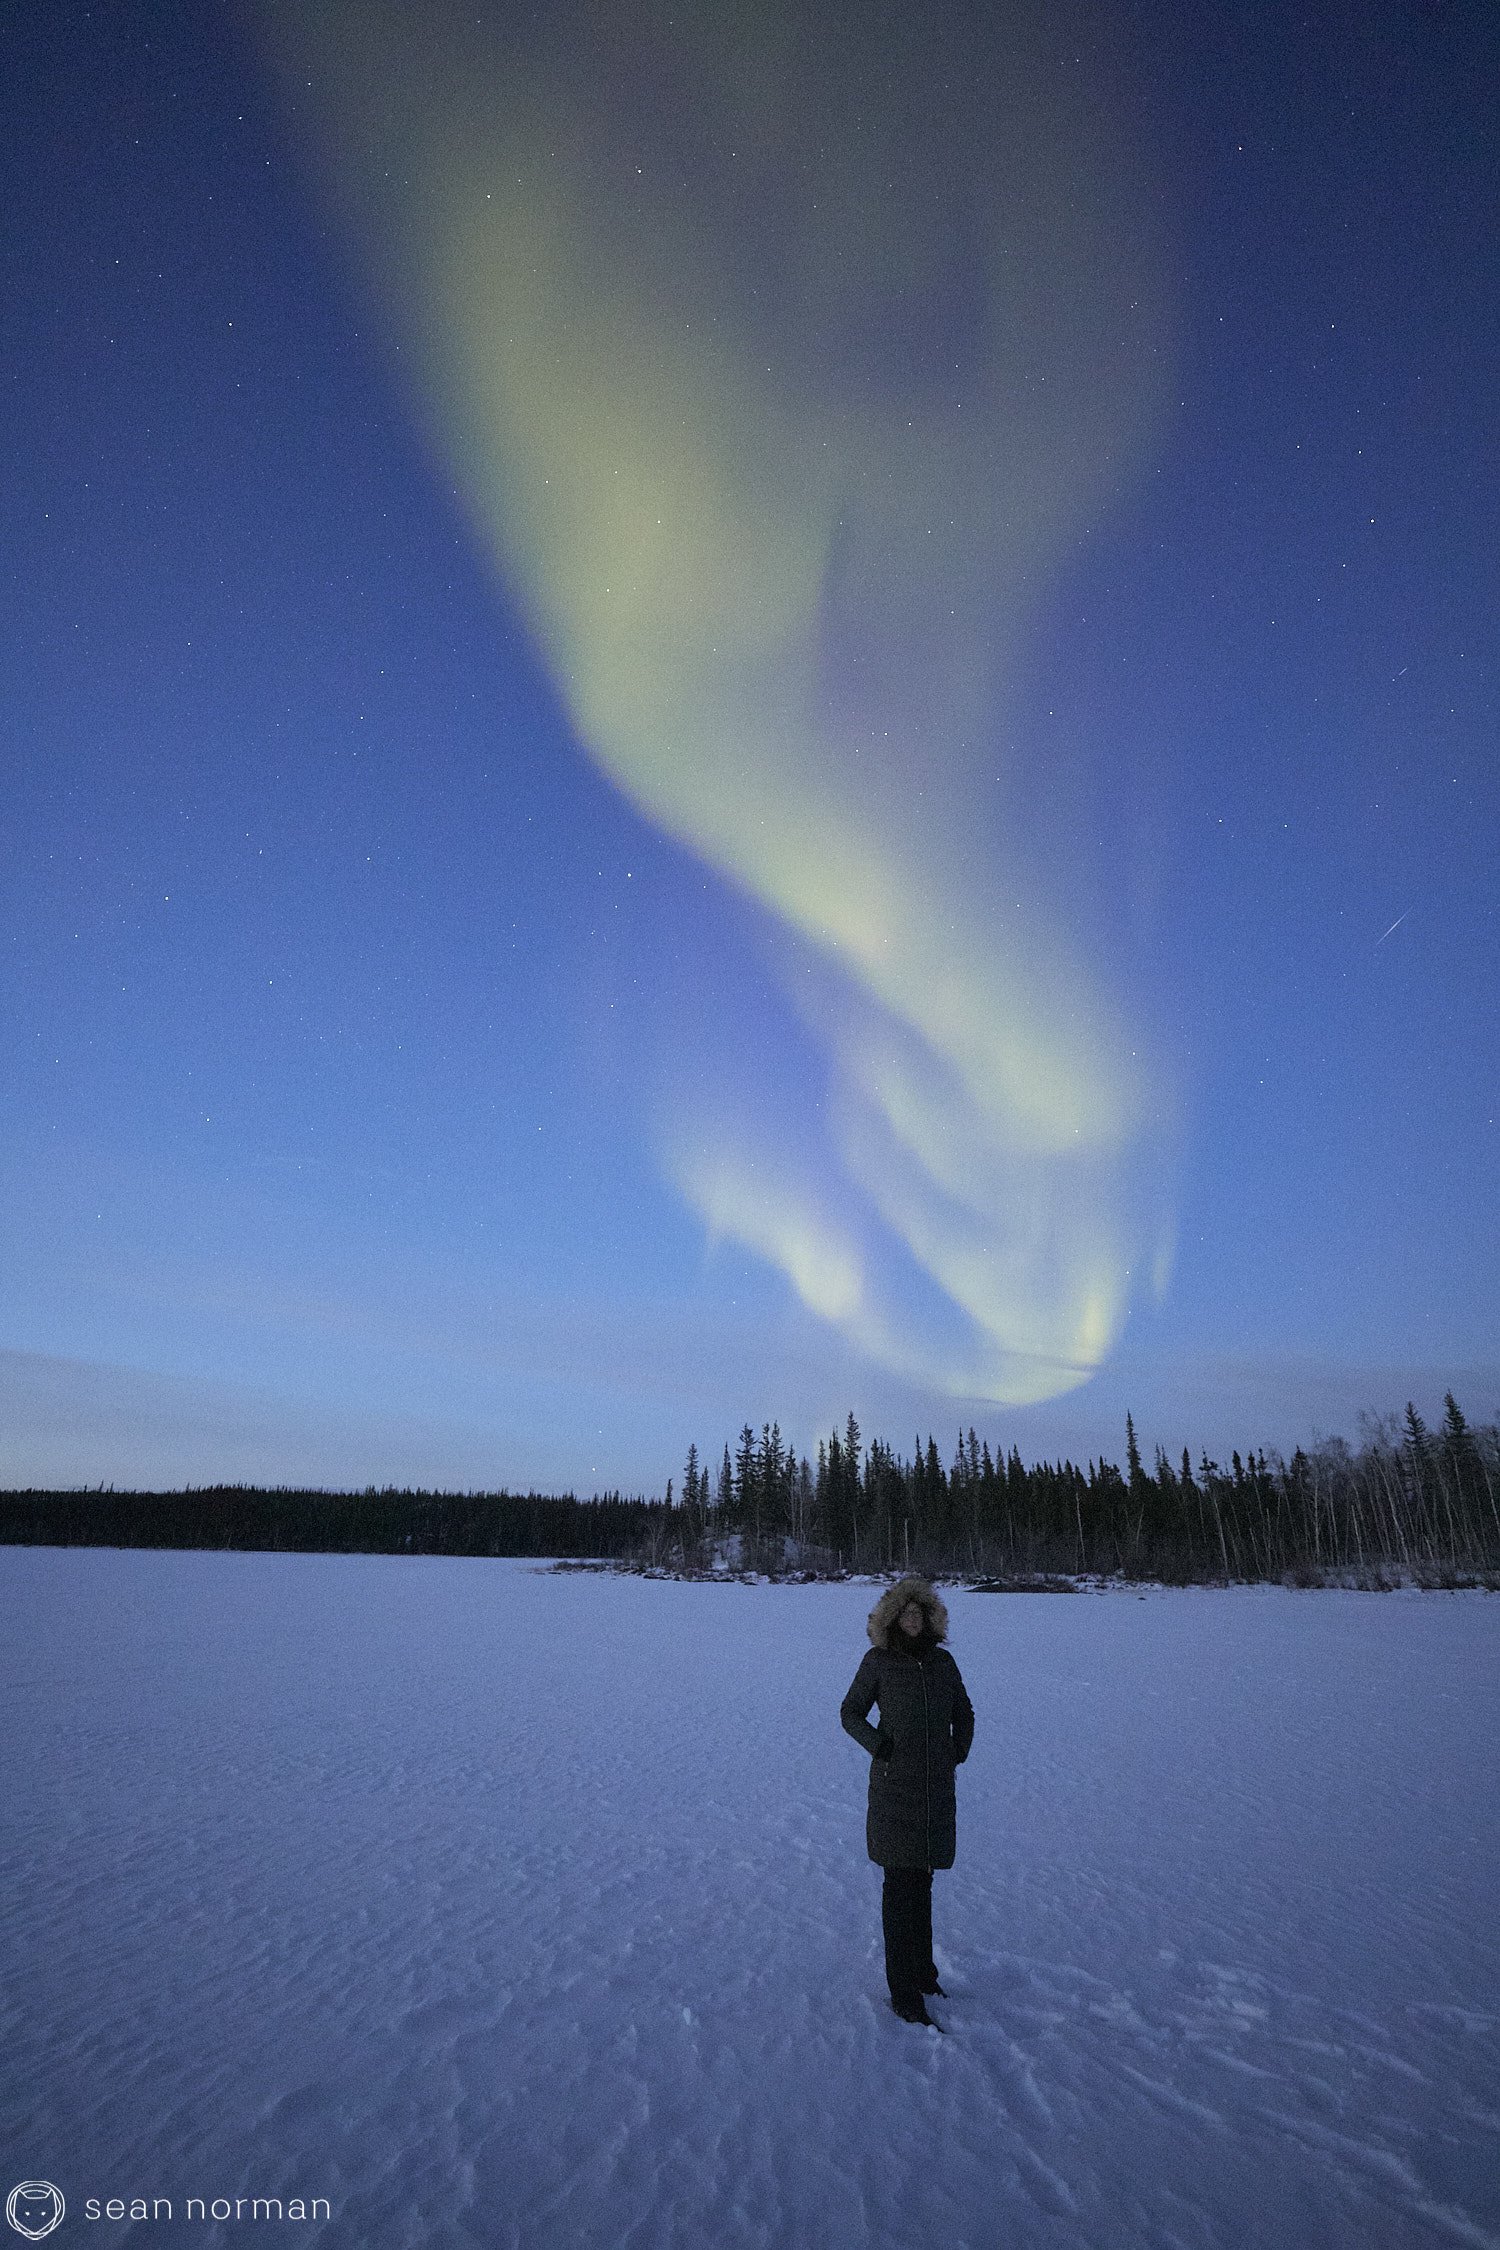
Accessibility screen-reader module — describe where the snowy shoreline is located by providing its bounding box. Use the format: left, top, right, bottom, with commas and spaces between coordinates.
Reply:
568, 1557, 1500, 1595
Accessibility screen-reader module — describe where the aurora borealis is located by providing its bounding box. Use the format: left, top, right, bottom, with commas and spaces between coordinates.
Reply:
2, 0, 1495, 1490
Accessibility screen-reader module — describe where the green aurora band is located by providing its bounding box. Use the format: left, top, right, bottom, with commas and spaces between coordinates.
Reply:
257, 0, 1179, 1405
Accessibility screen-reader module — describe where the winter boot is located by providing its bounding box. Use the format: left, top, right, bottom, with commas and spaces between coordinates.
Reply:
891, 1993, 934, 2025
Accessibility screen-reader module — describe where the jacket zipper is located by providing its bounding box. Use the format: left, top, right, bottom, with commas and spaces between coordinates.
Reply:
920, 1658, 931, 1865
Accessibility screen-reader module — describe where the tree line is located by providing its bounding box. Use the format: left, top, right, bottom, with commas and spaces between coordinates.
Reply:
3, 1392, 1495, 1583
650, 1393, 1500, 1583
0, 1484, 651, 1559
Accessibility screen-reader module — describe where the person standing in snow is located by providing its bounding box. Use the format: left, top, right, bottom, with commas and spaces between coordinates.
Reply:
840, 1576, 975, 2025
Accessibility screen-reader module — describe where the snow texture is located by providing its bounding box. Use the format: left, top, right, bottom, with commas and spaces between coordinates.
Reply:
2, 1549, 1497, 2249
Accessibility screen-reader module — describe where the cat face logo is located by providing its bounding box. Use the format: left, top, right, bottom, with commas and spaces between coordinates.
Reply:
6, 2183, 65, 2241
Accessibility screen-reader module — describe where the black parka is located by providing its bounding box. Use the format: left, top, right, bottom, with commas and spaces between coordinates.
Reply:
840, 1577, 975, 1870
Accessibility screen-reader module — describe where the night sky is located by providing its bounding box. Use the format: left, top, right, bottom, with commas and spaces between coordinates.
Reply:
3, 0, 1496, 1495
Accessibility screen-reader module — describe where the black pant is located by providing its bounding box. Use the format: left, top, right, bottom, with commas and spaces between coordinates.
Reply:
881, 1867, 935, 2000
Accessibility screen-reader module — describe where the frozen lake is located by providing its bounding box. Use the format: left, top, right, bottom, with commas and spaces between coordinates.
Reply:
3, 1549, 1497, 2249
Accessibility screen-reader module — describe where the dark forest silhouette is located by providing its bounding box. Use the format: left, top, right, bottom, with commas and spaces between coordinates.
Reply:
4, 1393, 1496, 1586
656, 1396, 1499, 1585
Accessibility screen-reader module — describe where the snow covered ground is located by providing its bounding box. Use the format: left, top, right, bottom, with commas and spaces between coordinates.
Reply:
3, 1549, 1497, 2250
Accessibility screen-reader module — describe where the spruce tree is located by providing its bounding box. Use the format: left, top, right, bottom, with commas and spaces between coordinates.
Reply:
1441, 1392, 1482, 1508
1126, 1412, 1148, 1498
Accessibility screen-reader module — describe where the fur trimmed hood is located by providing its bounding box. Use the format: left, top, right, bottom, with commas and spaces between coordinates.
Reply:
867, 1576, 950, 1650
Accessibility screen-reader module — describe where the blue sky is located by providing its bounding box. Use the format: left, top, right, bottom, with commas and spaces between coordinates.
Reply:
2, 0, 1495, 1492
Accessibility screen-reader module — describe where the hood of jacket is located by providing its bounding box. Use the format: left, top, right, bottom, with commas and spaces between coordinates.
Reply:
867, 1576, 950, 1651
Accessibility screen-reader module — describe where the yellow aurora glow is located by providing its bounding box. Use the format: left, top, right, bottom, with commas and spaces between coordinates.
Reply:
257, 0, 1176, 1404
